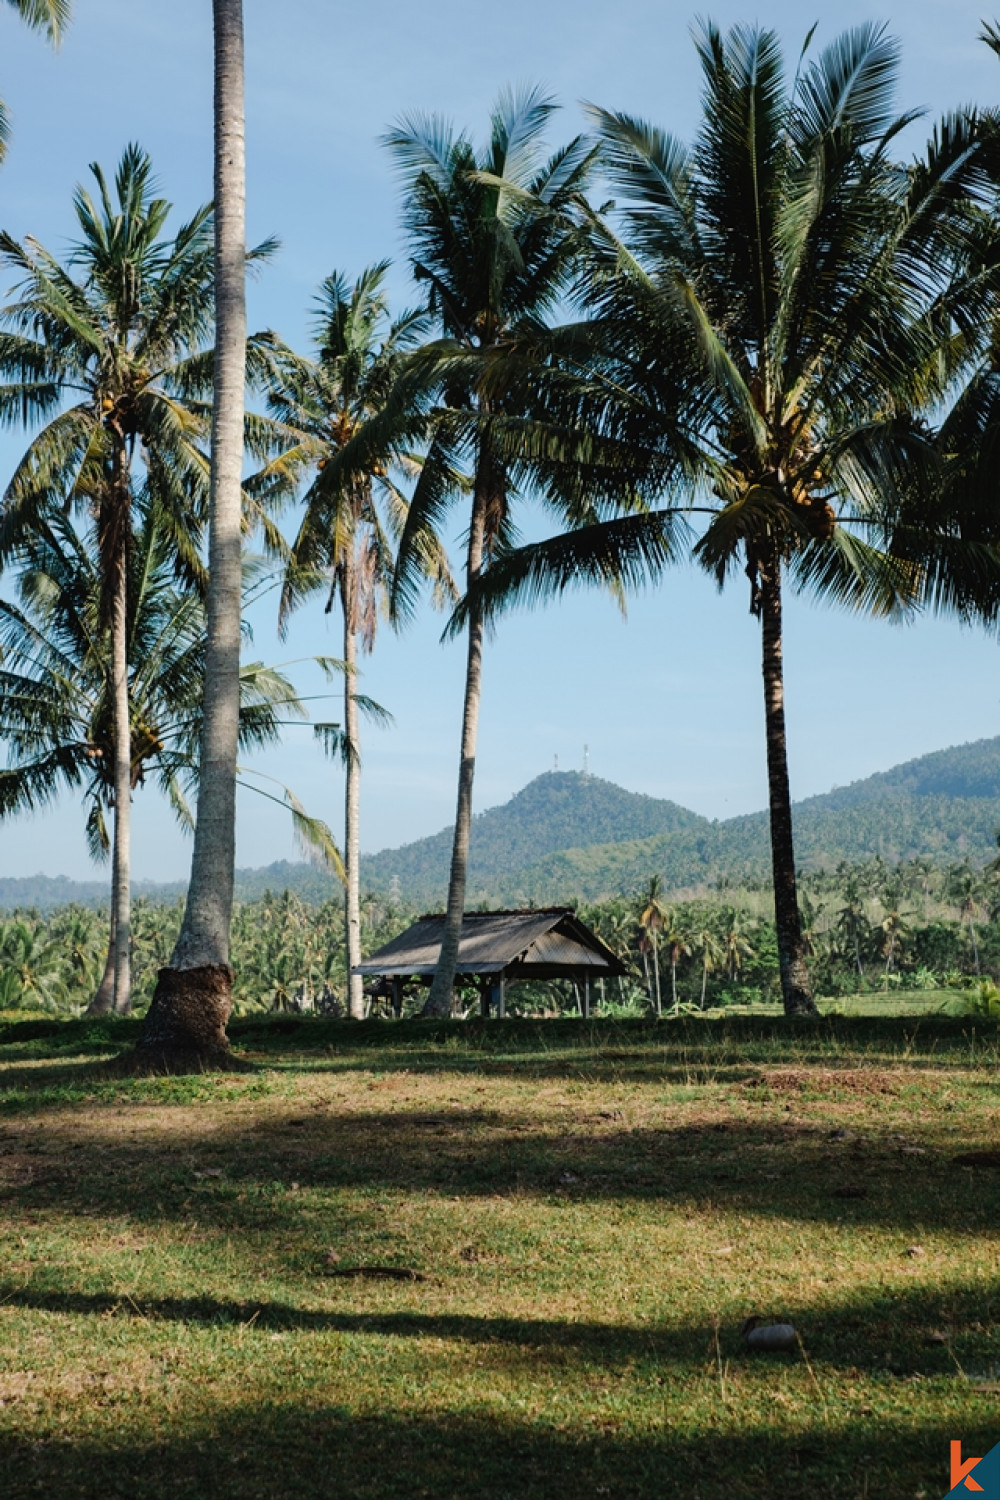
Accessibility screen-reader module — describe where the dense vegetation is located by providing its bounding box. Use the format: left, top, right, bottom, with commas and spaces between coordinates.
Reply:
4, 845, 1000, 1019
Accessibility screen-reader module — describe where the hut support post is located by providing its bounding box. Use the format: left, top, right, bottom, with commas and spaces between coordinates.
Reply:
581, 976, 591, 1019
488, 977, 505, 1019
480, 978, 490, 1019
392, 979, 403, 1018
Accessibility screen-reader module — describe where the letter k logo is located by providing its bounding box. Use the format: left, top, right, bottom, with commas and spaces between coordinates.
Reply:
953, 1441, 985, 1492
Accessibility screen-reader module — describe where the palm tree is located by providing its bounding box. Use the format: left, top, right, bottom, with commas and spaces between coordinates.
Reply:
663, 912, 692, 1013
636, 875, 670, 1014
139, 0, 248, 1067
0, 147, 216, 1012
0, 918, 66, 1010
835, 872, 869, 979
0, 0, 68, 163
0, 504, 329, 1013
383, 87, 596, 1014
879, 27, 1000, 637
880, 904, 911, 977
695, 927, 723, 1009
459, 23, 993, 1015
949, 866, 985, 976
720, 908, 755, 985
260, 264, 451, 1019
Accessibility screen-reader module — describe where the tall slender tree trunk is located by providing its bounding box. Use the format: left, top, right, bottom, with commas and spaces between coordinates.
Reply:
640, 942, 651, 999
343, 554, 364, 1020
652, 937, 661, 1016
424, 465, 491, 1016
86, 906, 116, 1017
700, 959, 708, 1009
669, 953, 677, 1012
110, 540, 132, 1014
133, 0, 246, 1069
969, 917, 980, 976
758, 562, 817, 1016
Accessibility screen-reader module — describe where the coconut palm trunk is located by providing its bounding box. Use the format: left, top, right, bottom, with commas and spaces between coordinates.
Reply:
342, 552, 365, 1020
759, 563, 817, 1016
87, 908, 116, 1016
425, 476, 489, 1016
639, 942, 651, 1000
110, 544, 132, 1014
136, 0, 247, 1067
969, 915, 981, 976
105, 425, 133, 1015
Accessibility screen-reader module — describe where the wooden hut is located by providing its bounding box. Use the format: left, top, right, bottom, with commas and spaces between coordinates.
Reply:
354, 907, 626, 1017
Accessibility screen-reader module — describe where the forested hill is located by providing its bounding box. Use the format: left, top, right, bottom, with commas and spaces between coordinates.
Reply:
359, 737, 1000, 905
359, 772, 707, 903
5, 738, 1000, 910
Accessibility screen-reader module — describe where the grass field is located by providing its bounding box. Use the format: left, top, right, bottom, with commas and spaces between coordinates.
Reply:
715, 989, 970, 1019
0, 1012, 998, 1498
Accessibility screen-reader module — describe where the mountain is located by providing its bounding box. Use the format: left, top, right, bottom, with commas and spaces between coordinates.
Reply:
359, 738, 1000, 905
5, 737, 1000, 911
359, 771, 707, 903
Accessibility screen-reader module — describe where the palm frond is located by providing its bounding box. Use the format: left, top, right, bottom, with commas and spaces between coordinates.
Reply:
447, 509, 689, 636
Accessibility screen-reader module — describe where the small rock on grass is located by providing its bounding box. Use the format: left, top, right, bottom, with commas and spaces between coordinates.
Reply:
742, 1317, 798, 1352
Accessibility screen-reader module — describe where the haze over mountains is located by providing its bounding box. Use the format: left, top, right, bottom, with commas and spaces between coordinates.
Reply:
4, 736, 1000, 910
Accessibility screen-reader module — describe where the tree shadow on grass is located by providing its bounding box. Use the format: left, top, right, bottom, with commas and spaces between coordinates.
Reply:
0, 1396, 985, 1499
0, 1273, 996, 1379
4, 1011, 993, 1067
2, 1100, 998, 1235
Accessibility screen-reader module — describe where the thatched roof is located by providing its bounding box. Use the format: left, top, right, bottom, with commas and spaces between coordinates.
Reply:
354, 907, 625, 981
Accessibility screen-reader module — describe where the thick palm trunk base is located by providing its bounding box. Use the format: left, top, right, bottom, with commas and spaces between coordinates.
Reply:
778, 958, 815, 1016
120, 965, 249, 1073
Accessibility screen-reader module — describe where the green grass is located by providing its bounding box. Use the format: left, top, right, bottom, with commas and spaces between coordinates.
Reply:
1, 1012, 998, 1497
712, 988, 970, 1018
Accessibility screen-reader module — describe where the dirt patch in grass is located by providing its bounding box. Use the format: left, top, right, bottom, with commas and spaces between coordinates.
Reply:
746, 1067, 905, 1095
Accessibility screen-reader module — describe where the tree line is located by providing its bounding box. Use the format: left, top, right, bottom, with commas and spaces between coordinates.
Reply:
5, 12, 1000, 1058
4, 853, 1000, 1017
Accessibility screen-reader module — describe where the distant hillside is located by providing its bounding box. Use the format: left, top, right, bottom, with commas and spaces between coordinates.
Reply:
362, 738, 1000, 905
6, 737, 1000, 911
0, 874, 114, 912
360, 772, 708, 902
0, 863, 340, 913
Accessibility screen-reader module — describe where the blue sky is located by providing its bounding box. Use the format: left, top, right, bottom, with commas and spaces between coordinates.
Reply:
1, 0, 999, 882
